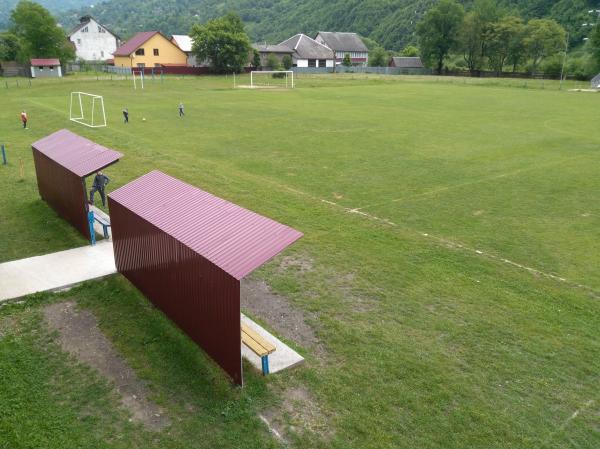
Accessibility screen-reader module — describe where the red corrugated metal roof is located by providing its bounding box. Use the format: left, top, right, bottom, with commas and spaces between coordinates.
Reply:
113, 31, 159, 56
32, 129, 123, 178
109, 170, 303, 280
31, 58, 60, 66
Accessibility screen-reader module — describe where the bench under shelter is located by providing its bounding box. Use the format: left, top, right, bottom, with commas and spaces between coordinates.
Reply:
32, 129, 123, 242
108, 170, 303, 385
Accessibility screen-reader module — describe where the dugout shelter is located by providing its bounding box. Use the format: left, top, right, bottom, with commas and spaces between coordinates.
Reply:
32, 129, 123, 241
108, 170, 303, 385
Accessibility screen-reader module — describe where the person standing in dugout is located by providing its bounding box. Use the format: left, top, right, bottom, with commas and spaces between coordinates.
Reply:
89, 171, 110, 207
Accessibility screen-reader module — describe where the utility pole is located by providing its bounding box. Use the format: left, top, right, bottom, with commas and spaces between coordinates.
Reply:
559, 32, 569, 89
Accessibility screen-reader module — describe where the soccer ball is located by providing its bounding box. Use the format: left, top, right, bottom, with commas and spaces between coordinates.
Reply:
142, 118, 146, 122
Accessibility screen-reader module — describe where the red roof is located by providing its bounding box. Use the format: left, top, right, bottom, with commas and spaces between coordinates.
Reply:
109, 170, 303, 280
31, 58, 60, 66
113, 31, 159, 56
32, 129, 123, 178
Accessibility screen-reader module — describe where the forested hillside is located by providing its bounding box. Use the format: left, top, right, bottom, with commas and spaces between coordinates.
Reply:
46, 0, 600, 50
0, 0, 91, 29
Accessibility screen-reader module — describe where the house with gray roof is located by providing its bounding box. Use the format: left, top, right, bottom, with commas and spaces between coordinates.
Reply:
278, 34, 334, 68
251, 43, 294, 68
314, 32, 369, 67
389, 56, 425, 69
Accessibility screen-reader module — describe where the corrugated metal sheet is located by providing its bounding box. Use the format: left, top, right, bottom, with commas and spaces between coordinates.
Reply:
30, 58, 61, 66
113, 31, 159, 56
32, 129, 123, 178
109, 170, 303, 280
110, 199, 243, 384
32, 149, 90, 240
31, 129, 122, 241
108, 171, 303, 385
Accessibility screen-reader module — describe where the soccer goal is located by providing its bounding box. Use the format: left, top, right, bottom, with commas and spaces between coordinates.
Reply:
69, 92, 107, 128
250, 71, 294, 89
132, 70, 145, 90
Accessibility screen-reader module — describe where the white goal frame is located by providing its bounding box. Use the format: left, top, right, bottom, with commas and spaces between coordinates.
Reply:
132, 70, 145, 90
250, 71, 294, 89
69, 92, 107, 128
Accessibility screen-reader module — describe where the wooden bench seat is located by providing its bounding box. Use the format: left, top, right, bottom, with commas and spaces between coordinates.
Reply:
242, 323, 276, 375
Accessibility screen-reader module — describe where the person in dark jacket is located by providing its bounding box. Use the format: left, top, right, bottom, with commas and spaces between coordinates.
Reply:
89, 171, 110, 206
122, 108, 129, 123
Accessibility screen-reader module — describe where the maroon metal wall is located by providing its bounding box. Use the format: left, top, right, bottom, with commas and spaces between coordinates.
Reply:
32, 148, 90, 240
108, 198, 243, 385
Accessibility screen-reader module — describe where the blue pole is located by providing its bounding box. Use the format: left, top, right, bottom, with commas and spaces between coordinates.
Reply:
88, 211, 96, 245
1, 144, 6, 165
261, 356, 269, 375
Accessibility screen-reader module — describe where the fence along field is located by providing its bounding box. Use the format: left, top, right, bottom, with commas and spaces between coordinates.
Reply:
1, 74, 600, 449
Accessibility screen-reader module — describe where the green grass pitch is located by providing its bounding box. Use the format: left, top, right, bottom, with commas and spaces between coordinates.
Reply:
1, 73, 600, 448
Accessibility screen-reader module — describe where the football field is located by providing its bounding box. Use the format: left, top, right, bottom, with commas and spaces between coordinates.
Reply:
1, 74, 599, 448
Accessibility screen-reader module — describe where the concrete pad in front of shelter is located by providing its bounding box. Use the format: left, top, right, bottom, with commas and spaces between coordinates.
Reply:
241, 314, 304, 374
0, 241, 116, 302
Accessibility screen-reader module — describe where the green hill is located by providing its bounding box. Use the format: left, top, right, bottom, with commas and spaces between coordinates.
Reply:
0, 0, 92, 30
13, 0, 599, 50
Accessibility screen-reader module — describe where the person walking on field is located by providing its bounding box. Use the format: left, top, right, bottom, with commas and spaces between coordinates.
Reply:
89, 171, 110, 207
20, 111, 28, 129
122, 108, 129, 123
178, 102, 184, 117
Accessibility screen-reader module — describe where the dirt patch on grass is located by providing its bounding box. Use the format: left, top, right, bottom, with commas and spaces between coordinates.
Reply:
43, 301, 169, 431
260, 386, 332, 442
278, 254, 314, 273
241, 279, 321, 354
0, 316, 17, 338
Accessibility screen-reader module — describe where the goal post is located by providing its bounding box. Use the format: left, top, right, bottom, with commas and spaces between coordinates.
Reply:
132, 69, 145, 90
250, 71, 294, 89
69, 92, 107, 128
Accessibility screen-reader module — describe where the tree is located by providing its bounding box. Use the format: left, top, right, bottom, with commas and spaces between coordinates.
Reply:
458, 0, 502, 73
589, 23, 600, 74
251, 49, 261, 68
190, 12, 251, 73
401, 45, 419, 57
369, 47, 387, 67
282, 54, 293, 70
342, 53, 352, 67
0, 32, 21, 61
524, 19, 566, 74
266, 53, 280, 70
9, 0, 74, 64
417, 0, 465, 74
486, 16, 525, 74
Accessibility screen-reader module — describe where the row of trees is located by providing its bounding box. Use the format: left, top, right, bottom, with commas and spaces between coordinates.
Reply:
0, 0, 74, 63
416, 0, 568, 75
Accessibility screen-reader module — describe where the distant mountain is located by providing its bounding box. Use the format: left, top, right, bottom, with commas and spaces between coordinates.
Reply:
0, 0, 93, 30
11, 0, 595, 50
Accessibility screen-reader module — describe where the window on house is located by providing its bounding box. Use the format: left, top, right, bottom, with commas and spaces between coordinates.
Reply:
318, 59, 326, 67
98, 26, 103, 33
137, 63, 145, 68
154, 63, 161, 67
49, 66, 54, 71
153, 48, 159, 56
77, 39, 81, 45
135, 48, 145, 56
82, 26, 88, 32
308, 59, 316, 67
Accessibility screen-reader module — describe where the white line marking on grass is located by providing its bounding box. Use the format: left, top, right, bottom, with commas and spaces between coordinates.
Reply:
259, 414, 284, 441
352, 156, 588, 212
266, 182, 600, 297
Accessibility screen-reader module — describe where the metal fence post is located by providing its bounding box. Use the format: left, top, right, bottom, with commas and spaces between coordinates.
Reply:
1, 144, 6, 165
88, 211, 96, 245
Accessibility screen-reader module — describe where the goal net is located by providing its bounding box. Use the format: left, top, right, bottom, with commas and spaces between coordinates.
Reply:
250, 71, 294, 89
69, 92, 107, 128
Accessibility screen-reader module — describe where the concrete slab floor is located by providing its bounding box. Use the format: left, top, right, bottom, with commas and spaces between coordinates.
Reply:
0, 241, 116, 302
241, 313, 304, 374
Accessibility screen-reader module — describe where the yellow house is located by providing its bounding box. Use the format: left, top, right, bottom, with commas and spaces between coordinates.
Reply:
113, 31, 187, 68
